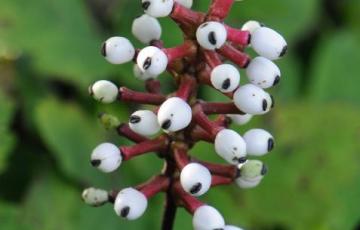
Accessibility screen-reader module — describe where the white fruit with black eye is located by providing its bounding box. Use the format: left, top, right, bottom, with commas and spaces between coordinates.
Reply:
137, 46, 168, 76
133, 64, 157, 81
175, 0, 193, 8
91, 143, 122, 173
211, 64, 240, 93
236, 160, 267, 189
193, 205, 225, 230
251, 27, 287, 60
214, 129, 247, 165
129, 110, 160, 136
233, 84, 273, 115
196, 21, 227, 50
114, 188, 148, 220
82, 188, 109, 207
101, 37, 135, 64
157, 97, 192, 132
241, 20, 263, 34
243, 129, 274, 156
132, 14, 162, 44
246, 57, 281, 89
227, 114, 253, 126
180, 163, 211, 197
89, 80, 118, 104
225, 226, 244, 230
142, 0, 174, 18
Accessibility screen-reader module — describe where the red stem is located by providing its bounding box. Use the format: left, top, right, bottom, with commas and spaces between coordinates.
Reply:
121, 136, 169, 161
174, 183, 204, 214
211, 175, 234, 187
117, 124, 148, 143
173, 147, 190, 169
176, 75, 196, 101
194, 159, 238, 178
164, 41, 197, 63
190, 125, 215, 142
218, 44, 251, 68
192, 104, 223, 137
207, 0, 235, 21
203, 50, 222, 69
170, 2, 205, 27
145, 79, 162, 94
119, 87, 166, 105
138, 175, 170, 199
201, 102, 245, 115
225, 26, 251, 46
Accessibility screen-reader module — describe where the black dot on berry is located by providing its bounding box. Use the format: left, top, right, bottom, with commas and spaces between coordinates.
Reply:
222, 78, 231, 90
190, 183, 202, 194
143, 57, 152, 70
273, 75, 281, 86
120, 206, 130, 218
129, 115, 141, 124
142, 1, 151, 10
100, 42, 106, 57
208, 31, 217, 45
268, 138, 274, 151
262, 99, 268, 111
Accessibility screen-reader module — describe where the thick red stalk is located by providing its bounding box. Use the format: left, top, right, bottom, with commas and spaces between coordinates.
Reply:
176, 75, 197, 101
192, 104, 223, 138
117, 124, 148, 143
170, 3, 205, 27
203, 50, 222, 69
190, 125, 215, 142
218, 44, 251, 68
145, 79, 162, 94
211, 175, 234, 187
195, 159, 238, 178
119, 87, 166, 105
201, 102, 245, 115
174, 183, 204, 214
121, 136, 169, 161
207, 0, 235, 21
138, 175, 170, 198
164, 41, 197, 63
225, 26, 251, 46
173, 147, 190, 169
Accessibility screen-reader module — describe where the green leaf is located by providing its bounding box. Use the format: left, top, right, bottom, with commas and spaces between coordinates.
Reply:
0, 0, 113, 88
0, 90, 15, 174
0, 202, 24, 230
309, 30, 360, 104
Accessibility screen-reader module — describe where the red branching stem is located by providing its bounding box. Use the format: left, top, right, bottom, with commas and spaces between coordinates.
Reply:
195, 159, 238, 178
173, 147, 190, 169
176, 75, 197, 101
137, 175, 170, 199
117, 124, 148, 143
174, 183, 204, 214
145, 79, 162, 94
192, 104, 223, 137
121, 136, 169, 161
201, 102, 245, 115
207, 0, 235, 21
203, 50, 222, 69
211, 175, 234, 187
164, 41, 197, 63
190, 125, 215, 142
150, 40, 165, 49
171, 3, 205, 27
225, 26, 251, 46
218, 44, 251, 68
119, 87, 166, 105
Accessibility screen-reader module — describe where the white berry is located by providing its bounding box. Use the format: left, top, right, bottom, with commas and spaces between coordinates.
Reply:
251, 27, 287, 60
233, 84, 273, 115
225, 226, 244, 230
137, 46, 168, 76
91, 143, 122, 173
227, 114, 253, 126
114, 188, 148, 220
82, 188, 109, 207
243, 129, 274, 156
180, 163, 211, 197
193, 205, 225, 230
236, 160, 267, 189
157, 97, 192, 132
89, 80, 118, 104
132, 14, 162, 44
175, 0, 193, 8
101, 37, 135, 64
241, 20, 263, 34
211, 64, 240, 93
214, 129, 247, 165
133, 64, 157, 81
129, 110, 160, 136
246, 57, 281, 89
196, 22, 227, 50
142, 0, 174, 18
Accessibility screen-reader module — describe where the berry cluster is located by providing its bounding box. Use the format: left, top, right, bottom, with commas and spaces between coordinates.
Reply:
83, 0, 287, 229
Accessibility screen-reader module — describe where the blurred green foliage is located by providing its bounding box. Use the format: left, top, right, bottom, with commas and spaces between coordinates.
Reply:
1, 0, 360, 229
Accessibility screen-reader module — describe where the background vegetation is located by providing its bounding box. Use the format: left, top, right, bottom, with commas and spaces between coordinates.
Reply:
1, 0, 360, 229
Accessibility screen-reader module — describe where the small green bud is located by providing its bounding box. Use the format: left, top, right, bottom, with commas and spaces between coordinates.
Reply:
98, 113, 121, 130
